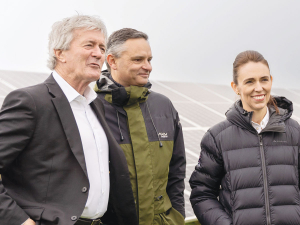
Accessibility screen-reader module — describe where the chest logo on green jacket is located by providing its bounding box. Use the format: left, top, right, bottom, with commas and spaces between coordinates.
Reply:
158, 132, 168, 138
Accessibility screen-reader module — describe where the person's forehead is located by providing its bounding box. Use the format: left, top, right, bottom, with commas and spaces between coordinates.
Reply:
123, 38, 151, 55
238, 62, 269, 78
72, 28, 105, 42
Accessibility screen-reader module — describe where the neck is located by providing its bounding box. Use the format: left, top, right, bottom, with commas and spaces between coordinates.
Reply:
111, 71, 129, 87
109, 74, 123, 87
251, 106, 267, 124
55, 67, 89, 95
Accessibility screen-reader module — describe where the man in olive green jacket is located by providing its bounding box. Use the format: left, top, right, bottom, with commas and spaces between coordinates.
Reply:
95, 28, 186, 225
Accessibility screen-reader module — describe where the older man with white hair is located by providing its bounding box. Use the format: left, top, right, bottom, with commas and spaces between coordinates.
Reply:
0, 15, 137, 225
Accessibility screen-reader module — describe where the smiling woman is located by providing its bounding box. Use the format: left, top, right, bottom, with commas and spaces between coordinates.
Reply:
189, 50, 300, 225
231, 51, 279, 123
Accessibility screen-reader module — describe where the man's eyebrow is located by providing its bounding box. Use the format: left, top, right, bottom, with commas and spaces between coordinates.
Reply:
83, 39, 95, 43
131, 55, 145, 58
260, 75, 270, 79
83, 40, 105, 46
131, 55, 153, 59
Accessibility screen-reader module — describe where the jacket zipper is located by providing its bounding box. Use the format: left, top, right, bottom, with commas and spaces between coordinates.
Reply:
259, 134, 271, 225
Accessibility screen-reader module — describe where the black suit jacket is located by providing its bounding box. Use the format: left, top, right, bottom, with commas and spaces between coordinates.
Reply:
0, 75, 138, 225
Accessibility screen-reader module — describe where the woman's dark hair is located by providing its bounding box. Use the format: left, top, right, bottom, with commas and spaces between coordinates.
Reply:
233, 50, 279, 113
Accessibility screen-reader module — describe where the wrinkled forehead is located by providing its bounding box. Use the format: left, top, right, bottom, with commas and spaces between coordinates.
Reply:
71, 28, 106, 43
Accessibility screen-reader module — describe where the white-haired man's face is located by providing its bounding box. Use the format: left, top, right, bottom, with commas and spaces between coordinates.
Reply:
57, 29, 106, 84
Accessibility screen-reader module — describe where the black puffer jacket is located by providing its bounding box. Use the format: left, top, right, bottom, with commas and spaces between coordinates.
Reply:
189, 97, 300, 225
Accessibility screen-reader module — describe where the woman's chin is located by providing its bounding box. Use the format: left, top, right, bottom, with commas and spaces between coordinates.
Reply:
250, 104, 268, 113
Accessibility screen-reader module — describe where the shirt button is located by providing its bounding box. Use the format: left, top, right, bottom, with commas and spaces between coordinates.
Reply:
82, 187, 88, 193
71, 216, 77, 221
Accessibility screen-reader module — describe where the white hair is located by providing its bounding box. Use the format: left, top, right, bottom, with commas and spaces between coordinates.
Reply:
47, 15, 107, 70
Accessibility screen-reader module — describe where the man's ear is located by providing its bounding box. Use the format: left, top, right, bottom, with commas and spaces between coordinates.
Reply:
107, 54, 117, 70
54, 49, 66, 63
231, 81, 239, 95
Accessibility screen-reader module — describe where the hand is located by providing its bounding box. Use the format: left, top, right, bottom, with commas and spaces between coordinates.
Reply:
23, 218, 35, 225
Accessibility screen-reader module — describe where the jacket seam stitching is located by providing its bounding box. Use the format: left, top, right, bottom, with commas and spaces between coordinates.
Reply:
44, 156, 54, 204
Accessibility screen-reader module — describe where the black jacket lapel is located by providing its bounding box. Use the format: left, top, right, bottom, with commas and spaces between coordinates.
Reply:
44, 75, 88, 177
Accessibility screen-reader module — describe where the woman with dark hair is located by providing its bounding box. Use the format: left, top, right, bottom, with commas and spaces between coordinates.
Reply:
189, 50, 300, 225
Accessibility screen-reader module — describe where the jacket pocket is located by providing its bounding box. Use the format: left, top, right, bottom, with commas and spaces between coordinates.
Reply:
153, 188, 172, 215
22, 206, 45, 221
153, 207, 185, 225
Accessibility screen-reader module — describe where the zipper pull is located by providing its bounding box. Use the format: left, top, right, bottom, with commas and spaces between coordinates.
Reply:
159, 141, 163, 147
259, 135, 263, 145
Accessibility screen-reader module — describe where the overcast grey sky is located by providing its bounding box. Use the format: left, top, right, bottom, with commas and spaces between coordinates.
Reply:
0, 0, 299, 88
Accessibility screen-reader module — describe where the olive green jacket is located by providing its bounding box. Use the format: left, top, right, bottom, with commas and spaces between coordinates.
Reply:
95, 72, 186, 225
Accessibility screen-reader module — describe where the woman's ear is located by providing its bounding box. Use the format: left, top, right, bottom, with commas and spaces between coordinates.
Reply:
231, 81, 239, 95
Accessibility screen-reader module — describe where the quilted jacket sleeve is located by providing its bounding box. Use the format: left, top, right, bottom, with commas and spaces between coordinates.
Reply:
189, 130, 232, 225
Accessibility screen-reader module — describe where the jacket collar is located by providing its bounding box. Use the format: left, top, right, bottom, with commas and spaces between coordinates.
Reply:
95, 70, 151, 106
226, 97, 293, 134
52, 70, 97, 104
251, 107, 269, 132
